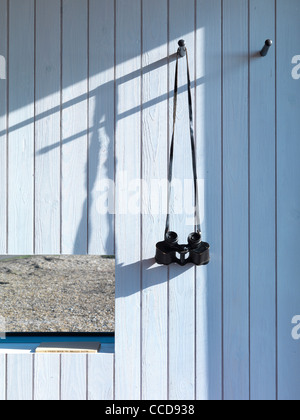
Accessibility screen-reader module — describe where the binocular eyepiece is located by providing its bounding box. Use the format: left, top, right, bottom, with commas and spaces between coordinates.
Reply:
165, 231, 202, 247
188, 232, 202, 248
156, 231, 210, 266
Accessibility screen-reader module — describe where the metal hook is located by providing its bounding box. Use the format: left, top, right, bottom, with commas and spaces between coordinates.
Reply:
178, 40, 186, 58
260, 39, 273, 57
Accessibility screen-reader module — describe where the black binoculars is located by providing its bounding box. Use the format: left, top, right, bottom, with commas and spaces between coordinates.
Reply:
156, 231, 210, 266
155, 45, 210, 267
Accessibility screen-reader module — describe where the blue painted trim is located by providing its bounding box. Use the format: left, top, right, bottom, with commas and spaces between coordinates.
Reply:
1, 333, 114, 344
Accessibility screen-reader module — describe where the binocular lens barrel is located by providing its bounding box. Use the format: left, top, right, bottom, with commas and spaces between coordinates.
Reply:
165, 231, 179, 245
188, 232, 202, 247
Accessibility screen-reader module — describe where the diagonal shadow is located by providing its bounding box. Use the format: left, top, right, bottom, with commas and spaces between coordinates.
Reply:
0, 54, 205, 155
116, 258, 193, 298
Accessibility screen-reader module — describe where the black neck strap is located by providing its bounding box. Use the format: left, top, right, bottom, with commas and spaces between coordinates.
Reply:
165, 50, 201, 237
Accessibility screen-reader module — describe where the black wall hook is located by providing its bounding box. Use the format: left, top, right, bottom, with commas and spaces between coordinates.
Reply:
178, 40, 186, 57
260, 39, 273, 57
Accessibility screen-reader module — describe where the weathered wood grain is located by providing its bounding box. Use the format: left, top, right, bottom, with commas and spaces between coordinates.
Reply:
34, 354, 60, 400
61, 0, 88, 254
168, 0, 196, 401
60, 354, 87, 400
0, 354, 5, 400
141, 0, 168, 401
8, 0, 35, 254
88, 0, 115, 256
6, 354, 33, 400
114, 0, 142, 401
222, 0, 250, 401
196, 0, 223, 401
88, 354, 114, 400
277, 0, 300, 401
0, 0, 7, 255
249, 0, 276, 401
35, 0, 61, 254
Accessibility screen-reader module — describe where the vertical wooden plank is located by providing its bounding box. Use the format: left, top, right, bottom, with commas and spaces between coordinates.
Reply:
34, 355, 60, 401
277, 0, 300, 401
61, 354, 87, 400
6, 355, 33, 400
8, 0, 35, 254
249, 0, 276, 401
115, 0, 142, 400
0, 0, 7, 254
223, 0, 250, 400
196, 0, 223, 401
61, 0, 88, 254
168, 0, 196, 401
0, 355, 6, 400
88, 0, 115, 256
88, 354, 114, 400
141, 0, 168, 401
35, 0, 61, 255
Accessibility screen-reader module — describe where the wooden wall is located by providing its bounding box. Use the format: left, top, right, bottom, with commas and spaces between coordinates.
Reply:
0, 351, 114, 400
0, 0, 300, 400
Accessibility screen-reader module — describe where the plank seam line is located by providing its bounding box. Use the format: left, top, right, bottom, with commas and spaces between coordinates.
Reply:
113, 353, 116, 400
86, 0, 90, 255
113, 0, 117, 256
221, 0, 225, 402
194, 0, 197, 401
166, 0, 170, 401
59, 354, 62, 401
32, 354, 35, 400
274, 0, 278, 401
248, 0, 251, 401
33, 0, 37, 255
59, 0, 63, 255
5, 354, 7, 401
86, 354, 88, 400
140, 0, 143, 401
6, 0, 9, 255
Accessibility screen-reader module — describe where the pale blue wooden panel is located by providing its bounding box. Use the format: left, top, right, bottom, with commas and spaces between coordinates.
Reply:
168, 0, 196, 401
0, 355, 5, 400
61, 0, 88, 254
6, 354, 33, 400
35, 0, 61, 254
223, 0, 250, 400
61, 354, 87, 400
87, 354, 114, 400
249, 0, 276, 401
141, 0, 168, 401
34, 354, 60, 401
0, 0, 7, 254
8, 0, 35, 254
115, 0, 142, 400
88, 0, 115, 256
277, 0, 300, 401
196, 0, 223, 401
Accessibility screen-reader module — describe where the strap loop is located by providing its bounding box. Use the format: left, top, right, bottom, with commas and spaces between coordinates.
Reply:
165, 49, 201, 237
